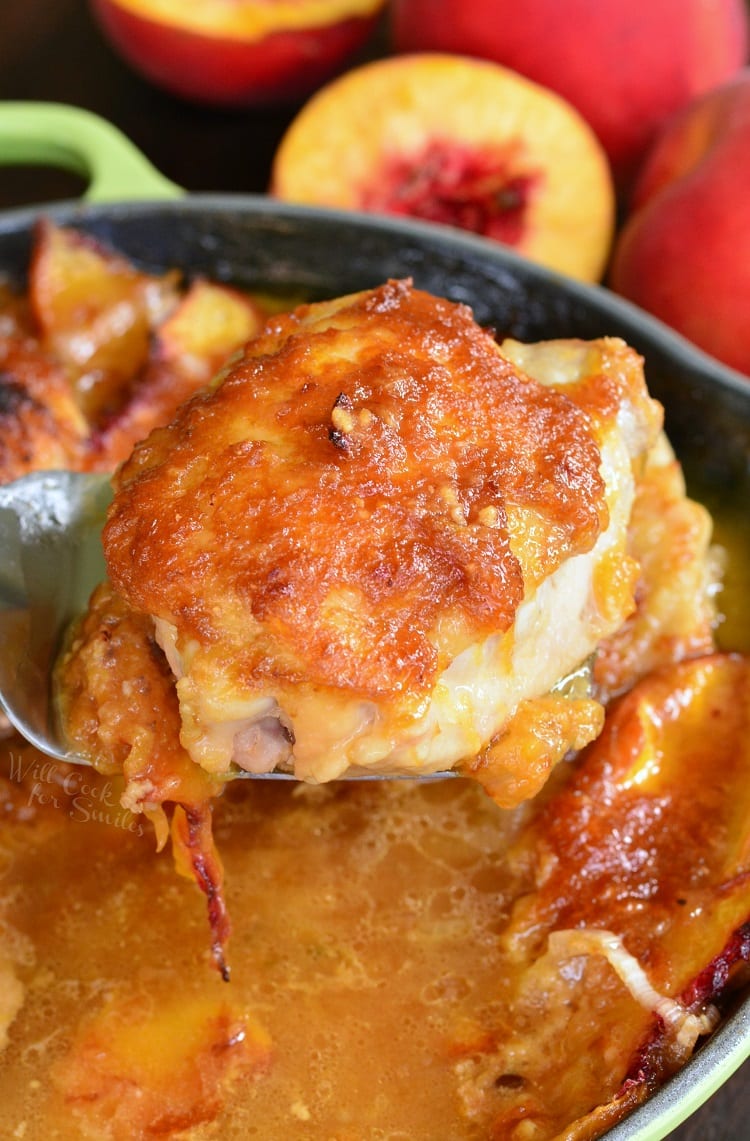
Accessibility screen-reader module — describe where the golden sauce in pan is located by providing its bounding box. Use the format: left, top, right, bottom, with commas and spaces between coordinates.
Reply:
0, 777, 526, 1139
0, 492, 748, 1141
711, 495, 750, 654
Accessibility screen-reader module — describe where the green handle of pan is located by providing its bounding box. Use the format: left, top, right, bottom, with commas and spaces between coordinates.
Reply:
0, 101, 183, 204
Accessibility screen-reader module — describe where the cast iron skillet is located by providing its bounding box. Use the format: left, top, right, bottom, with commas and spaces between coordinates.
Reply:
0, 102, 748, 1141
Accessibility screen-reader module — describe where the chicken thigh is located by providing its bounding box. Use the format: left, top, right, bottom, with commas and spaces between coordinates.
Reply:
103, 280, 663, 800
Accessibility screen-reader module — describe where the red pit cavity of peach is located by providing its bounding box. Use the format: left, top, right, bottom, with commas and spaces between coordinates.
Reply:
360, 139, 541, 246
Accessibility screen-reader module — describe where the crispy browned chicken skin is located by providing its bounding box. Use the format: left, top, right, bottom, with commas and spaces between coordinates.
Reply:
102, 281, 663, 798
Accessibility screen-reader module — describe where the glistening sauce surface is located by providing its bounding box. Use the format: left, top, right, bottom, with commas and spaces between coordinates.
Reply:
0, 775, 531, 1139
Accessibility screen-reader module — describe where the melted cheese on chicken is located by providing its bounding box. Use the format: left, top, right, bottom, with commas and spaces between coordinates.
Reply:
103, 281, 662, 792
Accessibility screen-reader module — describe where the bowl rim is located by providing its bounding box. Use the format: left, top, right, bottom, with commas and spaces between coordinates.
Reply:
605, 997, 750, 1141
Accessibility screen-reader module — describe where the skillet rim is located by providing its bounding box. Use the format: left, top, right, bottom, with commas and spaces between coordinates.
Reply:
0, 191, 745, 385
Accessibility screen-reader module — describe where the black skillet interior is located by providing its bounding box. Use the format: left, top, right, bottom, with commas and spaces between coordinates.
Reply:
0, 195, 749, 498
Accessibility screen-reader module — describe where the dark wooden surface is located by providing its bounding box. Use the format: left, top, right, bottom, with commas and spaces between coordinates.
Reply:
0, 3, 747, 1137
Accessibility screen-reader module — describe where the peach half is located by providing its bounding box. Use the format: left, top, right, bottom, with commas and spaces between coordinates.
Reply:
90, 0, 386, 107
270, 54, 616, 282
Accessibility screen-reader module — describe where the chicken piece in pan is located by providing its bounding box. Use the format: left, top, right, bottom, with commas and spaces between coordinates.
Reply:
0, 333, 87, 480
102, 280, 663, 803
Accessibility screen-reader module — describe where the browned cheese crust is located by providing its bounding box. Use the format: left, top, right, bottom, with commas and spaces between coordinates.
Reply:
104, 280, 609, 704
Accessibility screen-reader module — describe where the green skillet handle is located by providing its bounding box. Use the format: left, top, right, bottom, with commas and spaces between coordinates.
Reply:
0, 101, 183, 204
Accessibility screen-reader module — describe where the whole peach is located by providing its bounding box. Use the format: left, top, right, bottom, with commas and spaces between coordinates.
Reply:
90, 0, 386, 107
391, 0, 748, 186
609, 71, 750, 376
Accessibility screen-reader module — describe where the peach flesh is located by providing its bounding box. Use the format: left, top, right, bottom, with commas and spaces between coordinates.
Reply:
360, 139, 541, 246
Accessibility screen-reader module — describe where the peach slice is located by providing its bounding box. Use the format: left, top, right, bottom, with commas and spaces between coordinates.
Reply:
270, 54, 616, 282
90, 279, 265, 475
90, 0, 386, 107
29, 220, 178, 422
54, 990, 271, 1138
155, 278, 265, 367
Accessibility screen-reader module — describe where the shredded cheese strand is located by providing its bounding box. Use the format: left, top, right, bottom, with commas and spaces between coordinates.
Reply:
549, 928, 720, 1051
